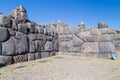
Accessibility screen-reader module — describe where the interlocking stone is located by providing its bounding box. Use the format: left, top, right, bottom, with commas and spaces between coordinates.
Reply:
0, 27, 10, 42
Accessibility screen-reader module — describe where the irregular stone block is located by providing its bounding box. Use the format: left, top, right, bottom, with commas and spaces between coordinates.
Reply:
49, 52, 55, 56
27, 23, 35, 33
8, 28, 15, 36
45, 41, 54, 52
72, 35, 84, 47
101, 28, 116, 34
54, 40, 59, 51
86, 35, 99, 42
35, 52, 41, 59
13, 54, 28, 63
0, 27, 10, 42
36, 26, 44, 34
28, 34, 36, 41
41, 52, 49, 58
2, 37, 15, 56
73, 47, 81, 53
35, 40, 44, 52
15, 32, 24, 39
28, 53, 35, 61
29, 40, 35, 53
0, 56, 13, 66
12, 19, 18, 30
35, 34, 46, 40
59, 41, 73, 52
0, 14, 11, 27
81, 42, 99, 54
90, 28, 101, 35
99, 34, 113, 42
0, 43, 1, 55
59, 35, 72, 42
18, 24, 29, 34
97, 53, 113, 58
46, 36, 53, 41
99, 42, 116, 53
16, 35, 29, 54
77, 31, 90, 42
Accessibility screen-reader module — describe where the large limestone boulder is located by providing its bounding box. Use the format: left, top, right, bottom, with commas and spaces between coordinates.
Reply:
81, 42, 99, 54
0, 56, 13, 66
28, 53, 35, 61
72, 35, 84, 47
15, 32, 29, 54
99, 42, 116, 53
13, 54, 28, 63
59, 41, 73, 52
0, 27, 10, 42
35, 40, 44, 52
16, 35, 29, 54
2, 37, 15, 56
45, 41, 54, 52
41, 52, 49, 58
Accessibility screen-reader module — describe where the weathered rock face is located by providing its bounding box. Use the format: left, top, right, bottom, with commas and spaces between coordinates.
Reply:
0, 27, 10, 42
2, 37, 15, 56
0, 5, 117, 66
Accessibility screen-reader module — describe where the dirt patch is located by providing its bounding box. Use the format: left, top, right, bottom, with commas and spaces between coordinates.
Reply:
0, 55, 120, 80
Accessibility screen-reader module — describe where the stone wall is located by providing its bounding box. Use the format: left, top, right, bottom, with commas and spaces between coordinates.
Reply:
0, 6, 58, 66
55, 21, 116, 58
0, 6, 118, 66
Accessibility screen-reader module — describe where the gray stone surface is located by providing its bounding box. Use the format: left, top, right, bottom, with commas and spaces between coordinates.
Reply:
86, 35, 99, 42
28, 34, 36, 41
28, 53, 35, 61
72, 35, 84, 47
0, 14, 11, 27
81, 42, 99, 54
35, 40, 44, 52
29, 40, 36, 53
2, 37, 15, 56
8, 28, 15, 36
101, 28, 116, 34
27, 23, 35, 33
0, 27, 10, 42
35, 34, 46, 40
0, 43, 1, 54
90, 28, 101, 35
77, 31, 90, 42
12, 19, 18, 30
41, 52, 49, 58
0, 56, 13, 65
36, 26, 44, 34
49, 52, 55, 56
99, 42, 116, 53
13, 54, 28, 63
45, 41, 54, 52
18, 24, 29, 34
99, 34, 113, 42
35, 52, 41, 59
97, 53, 112, 58
59, 41, 73, 52
46, 36, 53, 41
16, 35, 29, 54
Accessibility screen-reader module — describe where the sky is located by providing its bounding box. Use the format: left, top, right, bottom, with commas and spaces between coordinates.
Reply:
0, 0, 120, 29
